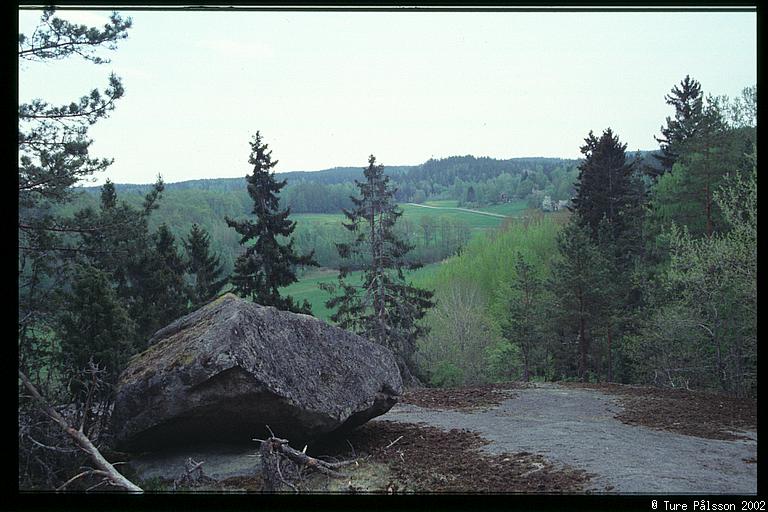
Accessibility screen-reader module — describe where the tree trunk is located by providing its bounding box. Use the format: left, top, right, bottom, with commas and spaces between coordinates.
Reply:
607, 327, 613, 383
522, 348, 530, 382
705, 181, 712, 238
579, 317, 587, 382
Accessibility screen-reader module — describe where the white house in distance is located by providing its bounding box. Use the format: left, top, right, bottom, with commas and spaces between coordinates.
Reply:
542, 195, 570, 212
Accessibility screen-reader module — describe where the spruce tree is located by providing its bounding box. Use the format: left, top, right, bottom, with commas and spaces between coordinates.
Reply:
226, 132, 317, 314
501, 253, 545, 382
465, 185, 477, 204
130, 224, 190, 338
75, 178, 166, 328
569, 129, 647, 381
183, 223, 228, 307
571, 129, 643, 243
548, 221, 611, 381
324, 155, 434, 386
100, 179, 117, 210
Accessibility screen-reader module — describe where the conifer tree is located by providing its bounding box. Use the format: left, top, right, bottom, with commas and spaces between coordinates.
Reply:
100, 179, 117, 210
571, 129, 644, 243
57, 265, 137, 391
501, 253, 545, 382
18, 8, 132, 386
465, 185, 477, 204
650, 123, 754, 240
226, 132, 317, 314
75, 178, 165, 313
548, 221, 611, 381
568, 129, 647, 381
130, 224, 190, 338
651, 75, 722, 178
183, 223, 228, 307
324, 155, 434, 386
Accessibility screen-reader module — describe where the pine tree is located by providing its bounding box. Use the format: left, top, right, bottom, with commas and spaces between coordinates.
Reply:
549, 221, 611, 381
183, 223, 228, 307
501, 253, 544, 382
225, 132, 318, 314
18, 8, 132, 214
649, 124, 754, 240
651, 75, 721, 178
18, 8, 132, 387
324, 155, 434, 386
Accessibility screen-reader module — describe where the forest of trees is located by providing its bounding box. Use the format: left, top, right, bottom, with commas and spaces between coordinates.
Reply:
412, 77, 756, 397
18, 8, 756, 492
72, 154, 580, 212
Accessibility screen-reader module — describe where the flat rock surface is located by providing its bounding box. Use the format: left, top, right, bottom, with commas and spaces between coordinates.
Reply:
128, 443, 260, 482
381, 382, 757, 494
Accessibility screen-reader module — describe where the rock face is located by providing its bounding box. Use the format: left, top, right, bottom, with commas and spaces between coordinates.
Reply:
111, 294, 402, 452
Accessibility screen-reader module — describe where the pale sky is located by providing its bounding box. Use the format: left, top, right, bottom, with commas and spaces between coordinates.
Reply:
18, 8, 756, 186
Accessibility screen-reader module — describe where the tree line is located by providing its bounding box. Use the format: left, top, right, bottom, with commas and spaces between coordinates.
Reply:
17, 7, 755, 491
18, 8, 436, 488
73, 155, 581, 213
414, 76, 756, 398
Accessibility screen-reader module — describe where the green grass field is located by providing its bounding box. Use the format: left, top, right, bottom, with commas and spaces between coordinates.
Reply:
291, 199, 530, 233
398, 204, 503, 229
282, 199, 531, 322
475, 200, 530, 216
281, 262, 442, 322
423, 199, 460, 207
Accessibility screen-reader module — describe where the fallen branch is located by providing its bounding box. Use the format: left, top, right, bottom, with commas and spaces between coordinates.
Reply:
56, 469, 108, 491
385, 435, 403, 449
18, 371, 143, 493
173, 457, 211, 490
258, 431, 359, 492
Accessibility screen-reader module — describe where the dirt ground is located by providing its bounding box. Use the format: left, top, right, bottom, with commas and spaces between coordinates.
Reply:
383, 382, 757, 494
318, 420, 591, 493
127, 381, 756, 494
400, 382, 527, 411
560, 382, 757, 441
168, 419, 590, 494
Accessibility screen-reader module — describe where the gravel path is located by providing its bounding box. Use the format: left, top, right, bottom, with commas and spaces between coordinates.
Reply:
382, 382, 757, 494
404, 203, 509, 218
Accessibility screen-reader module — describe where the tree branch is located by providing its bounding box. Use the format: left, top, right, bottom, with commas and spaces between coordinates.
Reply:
18, 371, 143, 493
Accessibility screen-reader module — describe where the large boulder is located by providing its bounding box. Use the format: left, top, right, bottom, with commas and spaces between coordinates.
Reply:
112, 294, 402, 452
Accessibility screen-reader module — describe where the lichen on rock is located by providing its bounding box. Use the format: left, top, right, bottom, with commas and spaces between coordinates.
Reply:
112, 294, 402, 452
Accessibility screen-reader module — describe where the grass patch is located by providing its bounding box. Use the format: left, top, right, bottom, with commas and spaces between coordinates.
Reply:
398, 204, 503, 229
282, 263, 441, 322
423, 199, 459, 207
475, 200, 529, 216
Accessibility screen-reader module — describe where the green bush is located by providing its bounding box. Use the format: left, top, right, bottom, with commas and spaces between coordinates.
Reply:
429, 361, 464, 388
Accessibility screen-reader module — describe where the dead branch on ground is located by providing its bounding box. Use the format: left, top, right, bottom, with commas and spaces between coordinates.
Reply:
173, 457, 213, 490
18, 370, 143, 493
256, 426, 360, 493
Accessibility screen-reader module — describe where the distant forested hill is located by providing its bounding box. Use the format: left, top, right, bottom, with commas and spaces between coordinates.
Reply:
61, 153, 659, 275
74, 155, 587, 211
76, 153, 658, 213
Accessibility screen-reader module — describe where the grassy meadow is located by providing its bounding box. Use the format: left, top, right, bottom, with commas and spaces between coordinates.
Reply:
282, 262, 444, 322
282, 199, 536, 322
